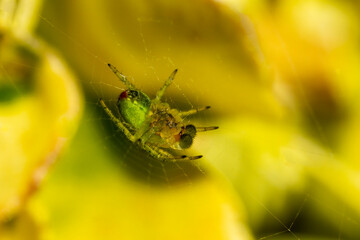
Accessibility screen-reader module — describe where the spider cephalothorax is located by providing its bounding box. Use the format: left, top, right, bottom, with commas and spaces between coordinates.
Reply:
100, 64, 218, 161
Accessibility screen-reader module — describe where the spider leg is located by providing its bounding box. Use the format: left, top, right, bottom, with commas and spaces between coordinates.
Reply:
140, 143, 172, 158
154, 69, 178, 102
108, 63, 135, 89
132, 117, 154, 141
179, 106, 211, 117
99, 99, 136, 142
141, 143, 202, 162
170, 154, 203, 161
196, 126, 219, 132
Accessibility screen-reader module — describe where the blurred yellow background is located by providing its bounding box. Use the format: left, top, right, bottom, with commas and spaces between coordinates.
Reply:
1, 0, 360, 239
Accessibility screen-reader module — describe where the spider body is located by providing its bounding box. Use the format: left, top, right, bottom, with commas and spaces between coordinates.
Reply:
100, 64, 218, 161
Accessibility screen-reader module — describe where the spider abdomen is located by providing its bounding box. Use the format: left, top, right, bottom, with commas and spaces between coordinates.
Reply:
117, 90, 151, 129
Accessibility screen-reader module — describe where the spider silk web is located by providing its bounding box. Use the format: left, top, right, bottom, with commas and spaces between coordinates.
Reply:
35, 5, 360, 240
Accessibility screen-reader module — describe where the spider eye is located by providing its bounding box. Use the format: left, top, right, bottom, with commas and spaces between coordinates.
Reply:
129, 90, 139, 98
119, 90, 128, 100
179, 134, 193, 149
185, 125, 196, 138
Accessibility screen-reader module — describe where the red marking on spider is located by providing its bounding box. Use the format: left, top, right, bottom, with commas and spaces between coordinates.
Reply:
119, 90, 128, 100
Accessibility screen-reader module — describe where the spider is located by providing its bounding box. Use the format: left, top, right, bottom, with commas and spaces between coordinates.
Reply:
99, 64, 218, 161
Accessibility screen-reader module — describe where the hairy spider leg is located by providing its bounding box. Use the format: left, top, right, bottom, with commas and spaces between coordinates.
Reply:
146, 145, 202, 161
108, 63, 136, 89
140, 141, 202, 161
99, 99, 136, 142
196, 126, 219, 132
178, 106, 211, 117
133, 118, 155, 141
172, 154, 203, 161
154, 147, 203, 161
154, 69, 178, 103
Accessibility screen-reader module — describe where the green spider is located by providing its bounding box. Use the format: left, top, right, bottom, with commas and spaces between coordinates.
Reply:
99, 64, 218, 161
